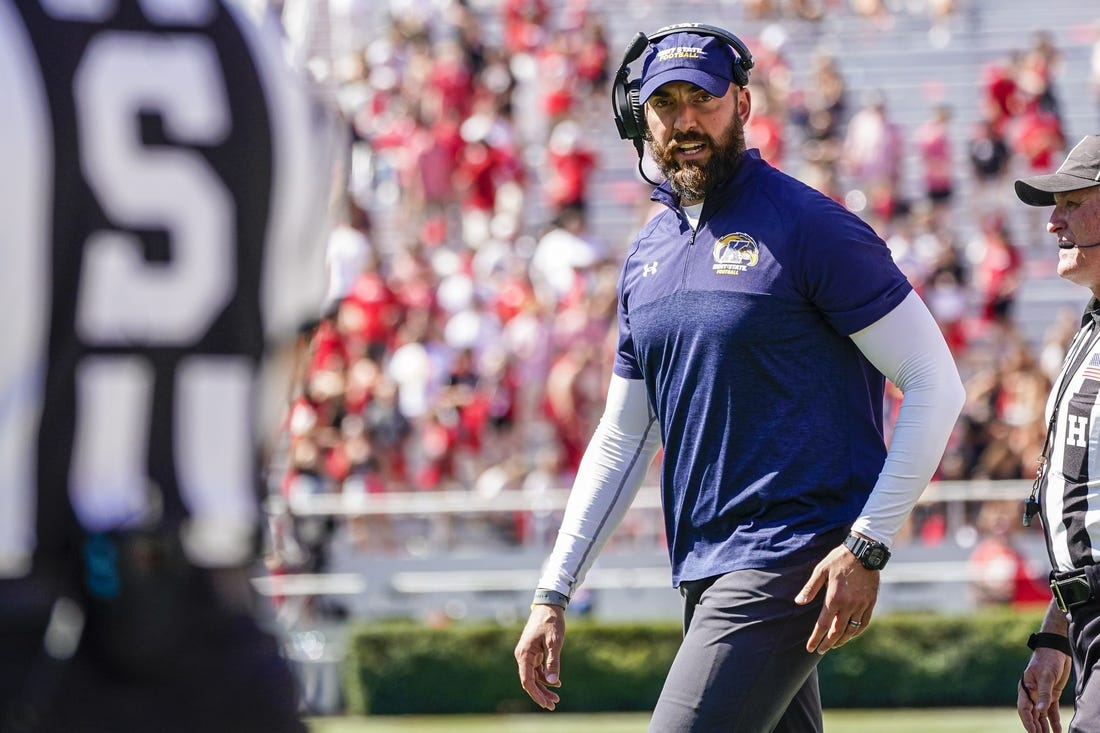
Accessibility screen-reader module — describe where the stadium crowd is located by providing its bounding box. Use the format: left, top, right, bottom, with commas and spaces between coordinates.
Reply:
267, 0, 1096, 567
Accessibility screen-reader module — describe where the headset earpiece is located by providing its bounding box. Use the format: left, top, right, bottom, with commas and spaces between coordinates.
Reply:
611, 22, 755, 143
612, 32, 651, 142
612, 78, 644, 142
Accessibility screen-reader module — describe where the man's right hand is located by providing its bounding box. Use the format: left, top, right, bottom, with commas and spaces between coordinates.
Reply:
514, 603, 566, 710
1018, 648, 1072, 733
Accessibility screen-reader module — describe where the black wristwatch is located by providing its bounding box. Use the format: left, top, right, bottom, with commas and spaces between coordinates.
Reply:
843, 533, 891, 570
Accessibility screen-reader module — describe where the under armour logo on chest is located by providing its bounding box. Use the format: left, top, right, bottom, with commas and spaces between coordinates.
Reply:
642, 261, 659, 277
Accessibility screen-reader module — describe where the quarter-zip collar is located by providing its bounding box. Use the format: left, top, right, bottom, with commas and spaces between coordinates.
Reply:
649, 148, 760, 223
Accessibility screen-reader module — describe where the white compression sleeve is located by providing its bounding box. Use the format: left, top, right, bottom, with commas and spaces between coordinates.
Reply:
848, 290, 965, 546
536, 374, 662, 597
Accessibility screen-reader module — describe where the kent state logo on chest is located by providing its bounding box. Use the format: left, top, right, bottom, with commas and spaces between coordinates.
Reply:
711, 232, 760, 276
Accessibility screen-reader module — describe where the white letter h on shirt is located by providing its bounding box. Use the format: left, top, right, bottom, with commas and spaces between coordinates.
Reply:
1067, 414, 1090, 448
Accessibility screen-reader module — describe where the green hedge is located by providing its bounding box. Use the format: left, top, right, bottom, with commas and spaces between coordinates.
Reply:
342, 609, 1060, 715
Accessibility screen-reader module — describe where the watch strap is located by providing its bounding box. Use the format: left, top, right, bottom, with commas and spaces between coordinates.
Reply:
1028, 632, 1071, 655
843, 532, 891, 569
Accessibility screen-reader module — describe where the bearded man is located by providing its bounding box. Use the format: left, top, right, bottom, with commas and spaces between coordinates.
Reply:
514, 25, 965, 733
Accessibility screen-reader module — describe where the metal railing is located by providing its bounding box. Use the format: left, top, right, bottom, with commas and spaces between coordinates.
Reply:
285, 479, 1031, 519
259, 479, 1047, 623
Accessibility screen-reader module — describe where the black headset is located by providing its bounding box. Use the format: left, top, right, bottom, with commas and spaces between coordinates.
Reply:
611, 23, 755, 145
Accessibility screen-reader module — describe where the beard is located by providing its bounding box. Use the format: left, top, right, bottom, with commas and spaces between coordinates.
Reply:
648, 115, 747, 203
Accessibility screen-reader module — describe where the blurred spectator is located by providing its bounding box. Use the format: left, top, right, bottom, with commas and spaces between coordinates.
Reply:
1018, 30, 1063, 123
1039, 307, 1081, 384
502, 0, 549, 56
530, 206, 607, 308
387, 313, 445, 424
969, 500, 1050, 608
748, 24, 794, 112
790, 51, 847, 171
544, 118, 599, 216
979, 53, 1022, 138
926, 0, 957, 46
542, 342, 604, 476
919, 235, 970, 357
968, 211, 1022, 332
455, 112, 525, 249
1010, 98, 1065, 179
403, 106, 462, 224
842, 90, 904, 225
968, 115, 1012, 214
915, 104, 955, 225
338, 253, 404, 360
746, 82, 786, 166
574, 14, 610, 93
424, 37, 475, 122
1010, 98, 1065, 237
537, 32, 580, 132
959, 340, 1050, 481
362, 373, 412, 486
324, 198, 375, 312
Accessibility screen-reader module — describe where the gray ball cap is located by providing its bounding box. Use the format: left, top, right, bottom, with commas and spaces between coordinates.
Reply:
1015, 134, 1100, 207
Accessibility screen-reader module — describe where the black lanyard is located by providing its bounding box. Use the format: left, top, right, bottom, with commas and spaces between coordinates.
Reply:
1024, 316, 1100, 526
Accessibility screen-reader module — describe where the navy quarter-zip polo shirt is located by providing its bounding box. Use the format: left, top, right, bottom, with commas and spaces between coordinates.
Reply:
614, 149, 911, 585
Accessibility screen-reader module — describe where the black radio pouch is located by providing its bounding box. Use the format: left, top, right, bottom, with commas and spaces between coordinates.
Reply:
80, 530, 206, 678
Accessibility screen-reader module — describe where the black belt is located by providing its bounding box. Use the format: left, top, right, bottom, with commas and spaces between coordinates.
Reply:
1051, 570, 1094, 613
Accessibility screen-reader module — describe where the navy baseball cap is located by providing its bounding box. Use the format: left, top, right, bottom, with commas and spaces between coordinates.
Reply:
1016, 135, 1100, 207
639, 32, 738, 103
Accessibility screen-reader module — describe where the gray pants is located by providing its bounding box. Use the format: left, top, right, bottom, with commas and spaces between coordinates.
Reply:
1070, 585, 1100, 733
649, 561, 827, 733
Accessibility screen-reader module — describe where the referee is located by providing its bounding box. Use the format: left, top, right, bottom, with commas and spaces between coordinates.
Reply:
0, 2, 337, 731
1017, 134, 1100, 733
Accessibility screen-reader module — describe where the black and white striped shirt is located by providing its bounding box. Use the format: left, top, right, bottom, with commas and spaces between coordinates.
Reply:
1041, 300, 1100, 573
0, 0, 337, 577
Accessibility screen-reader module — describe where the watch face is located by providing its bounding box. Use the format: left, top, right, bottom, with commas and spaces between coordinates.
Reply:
866, 547, 887, 568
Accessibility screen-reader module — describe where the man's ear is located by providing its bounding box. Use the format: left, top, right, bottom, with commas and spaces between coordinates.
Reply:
737, 86, 752, 124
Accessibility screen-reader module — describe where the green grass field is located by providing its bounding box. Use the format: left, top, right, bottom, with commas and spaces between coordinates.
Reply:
309, 707, 1029, 732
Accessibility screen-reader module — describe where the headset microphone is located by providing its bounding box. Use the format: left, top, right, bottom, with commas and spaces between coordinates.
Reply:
622, 33, 651, 71
1058, 240, 1100, 249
